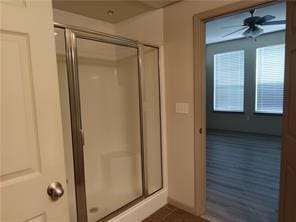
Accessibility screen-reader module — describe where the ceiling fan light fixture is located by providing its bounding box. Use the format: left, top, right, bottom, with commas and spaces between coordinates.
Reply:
252, 26, 263, 37
242, 26, 263, 38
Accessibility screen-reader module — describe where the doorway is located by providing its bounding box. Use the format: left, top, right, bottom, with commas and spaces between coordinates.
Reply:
194, 2, 286, 222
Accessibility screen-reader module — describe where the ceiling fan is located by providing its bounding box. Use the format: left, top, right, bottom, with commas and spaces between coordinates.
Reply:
222, 9, 286, 38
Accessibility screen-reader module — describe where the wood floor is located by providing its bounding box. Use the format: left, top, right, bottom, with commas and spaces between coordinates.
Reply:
205, 130, 281, 222
143, 204, 208, 222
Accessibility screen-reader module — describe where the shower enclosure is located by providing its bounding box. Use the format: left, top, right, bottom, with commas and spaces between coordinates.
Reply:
54, 24, 163, 222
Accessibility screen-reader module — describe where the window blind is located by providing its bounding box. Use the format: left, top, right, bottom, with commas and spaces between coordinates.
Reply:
214, 50, 245, 112
256, 44, 285, 114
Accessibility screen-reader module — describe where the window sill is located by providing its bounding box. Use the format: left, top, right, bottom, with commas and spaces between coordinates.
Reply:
213, 110, 245, 114
254, 112, 283, 116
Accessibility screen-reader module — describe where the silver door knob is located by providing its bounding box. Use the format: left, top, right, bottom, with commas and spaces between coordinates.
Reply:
47, 181, 64, 200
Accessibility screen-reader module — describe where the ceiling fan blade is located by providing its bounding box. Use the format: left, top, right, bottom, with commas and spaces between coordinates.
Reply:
223, 27, 248, 37
261, 20, 286, 26
242, 28, 251, 37
221, 25, 244, 29
257, 15, 276, 24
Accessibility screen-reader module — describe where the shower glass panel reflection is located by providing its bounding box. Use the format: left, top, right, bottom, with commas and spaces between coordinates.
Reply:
76, 38, 143, 221
142, 46, 163, 194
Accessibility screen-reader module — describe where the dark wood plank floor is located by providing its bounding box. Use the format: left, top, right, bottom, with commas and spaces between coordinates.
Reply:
205, 130, 281, 222
143, 204, 208, 222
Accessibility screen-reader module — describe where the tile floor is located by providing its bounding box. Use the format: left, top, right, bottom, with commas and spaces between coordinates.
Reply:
143, 204, 209, 222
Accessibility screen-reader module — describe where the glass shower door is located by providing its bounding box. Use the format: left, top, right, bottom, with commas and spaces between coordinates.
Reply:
75, 37, 143, 221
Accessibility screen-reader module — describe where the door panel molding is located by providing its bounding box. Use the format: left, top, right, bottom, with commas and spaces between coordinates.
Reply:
1, 30, 41, 183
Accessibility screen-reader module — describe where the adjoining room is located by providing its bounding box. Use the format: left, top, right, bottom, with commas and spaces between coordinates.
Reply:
204, 2, 286, 222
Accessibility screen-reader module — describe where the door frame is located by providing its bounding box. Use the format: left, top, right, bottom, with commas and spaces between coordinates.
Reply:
193, 0, 282, 215
54, 23, 164, 222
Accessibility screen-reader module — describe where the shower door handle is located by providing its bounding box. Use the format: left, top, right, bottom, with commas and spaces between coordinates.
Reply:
47, 181, 64, 201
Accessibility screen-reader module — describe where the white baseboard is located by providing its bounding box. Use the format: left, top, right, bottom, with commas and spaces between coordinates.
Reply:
109, 189, 167, 222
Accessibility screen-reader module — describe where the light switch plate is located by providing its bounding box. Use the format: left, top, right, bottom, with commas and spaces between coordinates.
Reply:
176, 103, 189, 114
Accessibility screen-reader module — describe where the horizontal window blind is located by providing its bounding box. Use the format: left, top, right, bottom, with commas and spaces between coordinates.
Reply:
256, 44, 285, 114
214, 50, 245, 112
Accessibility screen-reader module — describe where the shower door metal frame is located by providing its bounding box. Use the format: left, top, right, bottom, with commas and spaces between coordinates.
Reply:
54, 23, 163, 222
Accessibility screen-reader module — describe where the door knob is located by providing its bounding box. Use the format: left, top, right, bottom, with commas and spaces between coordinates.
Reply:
47, 181, 64, 200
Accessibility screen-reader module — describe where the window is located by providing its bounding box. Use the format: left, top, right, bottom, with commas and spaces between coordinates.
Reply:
214, 50, 245, 112
256, 44, 285, 114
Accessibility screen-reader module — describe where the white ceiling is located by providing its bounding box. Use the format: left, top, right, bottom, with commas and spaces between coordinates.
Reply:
52, 0, 180, 23
206, 2, 286, 44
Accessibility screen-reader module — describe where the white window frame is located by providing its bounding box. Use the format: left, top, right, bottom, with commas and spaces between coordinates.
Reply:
213, 50, 245, 113
255, 44, 285, 115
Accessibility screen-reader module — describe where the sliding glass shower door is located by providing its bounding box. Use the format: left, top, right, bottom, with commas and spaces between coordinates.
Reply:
60, 28, 146, 221
76, 38, 143, 221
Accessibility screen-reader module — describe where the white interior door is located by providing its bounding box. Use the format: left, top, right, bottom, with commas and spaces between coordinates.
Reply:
0, 1, 70, 221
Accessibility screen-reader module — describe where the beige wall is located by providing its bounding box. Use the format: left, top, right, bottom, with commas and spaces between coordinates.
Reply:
116, 8, 163, 45
53, 8, 115, 34
163, 0, 240, 210
54, 7, 163, 45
